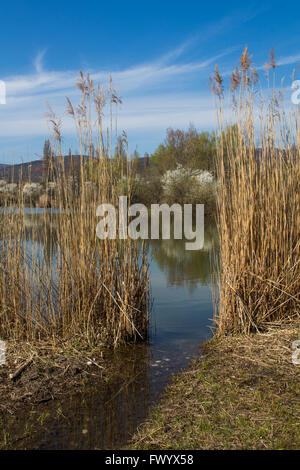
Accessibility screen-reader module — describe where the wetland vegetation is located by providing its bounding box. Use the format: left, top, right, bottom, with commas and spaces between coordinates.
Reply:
0, 48, 299, 450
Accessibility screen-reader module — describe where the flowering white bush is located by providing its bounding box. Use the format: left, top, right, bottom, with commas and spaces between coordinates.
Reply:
5, 183, 18, 194
22, 183, 43, 197
0, 180, 7, 193
0, 181, 18, 195
162, 165, 213, 191
161, 164, 215, 210
195, 170, 214, 186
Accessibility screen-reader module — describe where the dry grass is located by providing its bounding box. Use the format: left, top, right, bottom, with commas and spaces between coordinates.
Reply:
0, 338, 105, 416
212, 47, 300, 334
130, 324, 300, 450
0, 72, 151, 347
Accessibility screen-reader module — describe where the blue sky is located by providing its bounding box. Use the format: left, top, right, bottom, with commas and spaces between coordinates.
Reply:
0, 0, 300, 163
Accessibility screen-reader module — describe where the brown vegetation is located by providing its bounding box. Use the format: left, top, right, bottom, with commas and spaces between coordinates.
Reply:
0, 72, 151, 347
212, 47, 300, 334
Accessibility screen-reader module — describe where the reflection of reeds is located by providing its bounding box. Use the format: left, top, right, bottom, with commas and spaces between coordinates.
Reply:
0, 72, 150, 347
212, 48, 300, 334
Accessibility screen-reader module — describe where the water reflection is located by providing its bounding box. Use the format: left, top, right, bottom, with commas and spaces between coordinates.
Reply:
150, 222, 218, 291
4, 210, 217, 449
27, 345, 151, 450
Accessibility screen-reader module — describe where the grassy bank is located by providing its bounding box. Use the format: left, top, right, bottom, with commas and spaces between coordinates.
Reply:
130, 325, 300, 450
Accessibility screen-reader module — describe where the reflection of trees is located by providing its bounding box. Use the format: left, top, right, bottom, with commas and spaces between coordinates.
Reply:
150, 221, 218, 292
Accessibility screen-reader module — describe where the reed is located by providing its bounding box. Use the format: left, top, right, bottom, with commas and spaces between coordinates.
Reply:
0, 72, 151, 347
212, 48, 300, 334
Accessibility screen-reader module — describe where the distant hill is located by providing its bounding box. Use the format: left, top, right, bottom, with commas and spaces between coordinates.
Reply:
0, 155, 153, 182
0, 163, 9, 170
0, 155, 90, 183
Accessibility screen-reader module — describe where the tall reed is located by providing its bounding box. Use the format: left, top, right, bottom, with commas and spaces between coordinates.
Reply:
212, 48, 300, 334
0, 72, 150, 347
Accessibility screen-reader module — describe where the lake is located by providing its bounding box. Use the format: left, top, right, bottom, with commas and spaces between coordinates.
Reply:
3, 210, 217, 449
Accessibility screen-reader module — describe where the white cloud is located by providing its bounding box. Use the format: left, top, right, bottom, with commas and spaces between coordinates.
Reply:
34, 49, 47, 74
0, 92, 217, 137
277, 53, 300, 67
0, 44, 234, 144
5, 47, 235, 99
0, 7, 267, 152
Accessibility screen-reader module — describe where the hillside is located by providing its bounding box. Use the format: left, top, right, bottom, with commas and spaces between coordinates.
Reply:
0, 155, 90, 183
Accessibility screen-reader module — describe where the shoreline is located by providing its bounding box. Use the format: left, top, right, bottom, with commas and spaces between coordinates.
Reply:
1, 324, 299, 449
129, 324, 300, 450
0, 339, 106, 422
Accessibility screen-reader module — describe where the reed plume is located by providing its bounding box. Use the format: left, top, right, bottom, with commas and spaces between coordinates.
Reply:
0, 72, 151, 347
212, 48, 300, 334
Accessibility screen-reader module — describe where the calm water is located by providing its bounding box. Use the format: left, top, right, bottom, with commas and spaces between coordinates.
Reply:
4, 210, 217, 449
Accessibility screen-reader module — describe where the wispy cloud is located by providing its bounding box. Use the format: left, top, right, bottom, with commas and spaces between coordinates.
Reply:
34, 49, 47, 74
5, 46, 236, 99
0, 42, 235, 150
221, 50, 300, 78
277, 53, 300, 67
0, 4, 293, 160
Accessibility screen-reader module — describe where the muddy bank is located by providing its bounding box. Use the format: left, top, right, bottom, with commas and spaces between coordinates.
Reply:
0, 340, 171, 449
0, 340, 107, 418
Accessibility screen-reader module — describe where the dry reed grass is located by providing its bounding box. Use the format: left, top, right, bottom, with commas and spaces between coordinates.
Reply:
212, 47, 299, 334
0, 72, 151, 347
